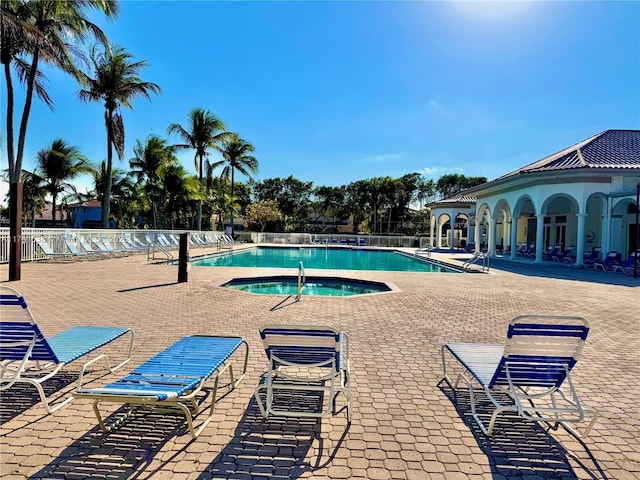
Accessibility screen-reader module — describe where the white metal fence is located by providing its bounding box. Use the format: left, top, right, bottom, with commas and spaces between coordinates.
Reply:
0, 228, 436, 263
251, 232, 431, 249
0, 228, 225, 263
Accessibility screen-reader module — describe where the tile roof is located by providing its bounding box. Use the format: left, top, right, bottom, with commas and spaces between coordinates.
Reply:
67, 199, 102, 208
496, 129, 640, 181
427, 191, 477, 207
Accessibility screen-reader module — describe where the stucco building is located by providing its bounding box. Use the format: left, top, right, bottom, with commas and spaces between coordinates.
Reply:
428, 129, 640, 265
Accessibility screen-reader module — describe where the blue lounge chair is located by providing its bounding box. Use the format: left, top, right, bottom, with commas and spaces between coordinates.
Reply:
523, 243, 536, 258
553, 246, 574, 263
93, 237, 128, 257
613, 251, 639, 274
78, 237, 107, 257
34, 236, 74, 262
74, 335, 248, 439
593, 251, 619, 271
542, 244, 562, 261
255, 325, 352, 423
582, 246, 602, 268
439, 314, 597, 438
0, 286, 134, 413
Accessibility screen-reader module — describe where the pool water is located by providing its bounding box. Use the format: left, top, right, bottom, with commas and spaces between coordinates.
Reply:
222, 276, 391, 296
193, 247, 460, 273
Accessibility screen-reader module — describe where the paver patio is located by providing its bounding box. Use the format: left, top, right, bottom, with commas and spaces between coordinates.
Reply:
1, 247, 638, 479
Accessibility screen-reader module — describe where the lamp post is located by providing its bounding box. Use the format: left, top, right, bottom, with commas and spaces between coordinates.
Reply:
635, 183, 639, 279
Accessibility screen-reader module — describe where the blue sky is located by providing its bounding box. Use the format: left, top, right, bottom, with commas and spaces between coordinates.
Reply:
3, 1, 640, 203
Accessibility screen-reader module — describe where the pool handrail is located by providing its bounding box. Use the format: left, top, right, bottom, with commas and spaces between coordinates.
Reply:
296, 261, 306, 300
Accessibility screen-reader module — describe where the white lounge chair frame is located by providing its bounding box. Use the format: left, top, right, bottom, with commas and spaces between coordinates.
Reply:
439, 314, 598, 438
0, 286, 134, 413
255, 325, 352, 423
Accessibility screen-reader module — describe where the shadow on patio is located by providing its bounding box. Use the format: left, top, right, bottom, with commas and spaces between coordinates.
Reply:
439, 383, 610, 479
197, 389, 349, 479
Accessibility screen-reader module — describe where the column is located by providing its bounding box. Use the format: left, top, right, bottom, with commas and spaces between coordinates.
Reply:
488, 219, 496, 257
429, 215, 434, 248
469, 216, 476, 252
436, 217, 442, 249
474, 219, 481, 253
602, 197, 612, 254
535, 214, 544, 262
450, 212, 456, 251
575, 213, 587, 266
510, 218, 518, 259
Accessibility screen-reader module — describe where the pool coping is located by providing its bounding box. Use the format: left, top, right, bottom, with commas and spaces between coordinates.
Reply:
218, 274, 400, 297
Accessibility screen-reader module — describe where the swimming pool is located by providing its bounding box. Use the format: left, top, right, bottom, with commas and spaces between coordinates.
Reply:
222, 276, 392, 296
192, 247, 461, 273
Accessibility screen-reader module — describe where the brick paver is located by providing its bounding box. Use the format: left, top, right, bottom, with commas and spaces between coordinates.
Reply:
1, 246, 638, 479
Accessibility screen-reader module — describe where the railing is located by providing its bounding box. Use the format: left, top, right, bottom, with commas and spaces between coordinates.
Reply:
147, 242, 174, 264
254, 232, 427, 248
0, 228, 225, 264
462, 251, 490, 273
296, 261, 306, 301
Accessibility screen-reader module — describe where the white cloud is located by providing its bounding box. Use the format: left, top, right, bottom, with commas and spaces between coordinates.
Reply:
421, 166, 465, 179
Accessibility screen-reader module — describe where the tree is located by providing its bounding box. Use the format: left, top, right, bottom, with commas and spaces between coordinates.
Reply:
129, 135, 176, 228
167, 108, 227, 231
313, 185, 347, 230
158, 163, 200, 229
252, 176, 313, 232
246, 200, 282, 232
346, 179, 372, 234
210, 135, 258, 234
7, 170, 46, 227
78, 44, 160, 228
1, 0, 117, 280
36, 138, 90, 226
87, 160, 137, 226
436, 173, 488, 199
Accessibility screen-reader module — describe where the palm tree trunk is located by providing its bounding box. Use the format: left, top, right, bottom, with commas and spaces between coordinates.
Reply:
102, 108, 113, 228
3, 62, 15, 176
52, 193, 57, 225
229, 167, 235, 236
197, 153, 203, 231
4, 57, 21, 281
9, 44, 41, 281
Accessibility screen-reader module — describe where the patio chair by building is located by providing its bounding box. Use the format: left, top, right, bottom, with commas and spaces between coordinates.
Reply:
593, 251, 620, 271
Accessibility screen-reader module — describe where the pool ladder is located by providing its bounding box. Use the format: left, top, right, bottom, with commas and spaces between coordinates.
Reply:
296, 261, 306, 300
463, 251, 490, 273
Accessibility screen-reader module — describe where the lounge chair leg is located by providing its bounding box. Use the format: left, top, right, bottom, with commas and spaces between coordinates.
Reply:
20, 376, 73, 414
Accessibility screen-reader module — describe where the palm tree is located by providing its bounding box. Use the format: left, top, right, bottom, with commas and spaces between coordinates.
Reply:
158, 163, 200, 229
129, 135, 176, 228
36, 138, 90, 226
88, 160, 137, 227
167, 108, 228, 230
78, 44, 160, 228
19, 170, 46, 227
210, 135, 258, 235
1, 0, 116, 280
